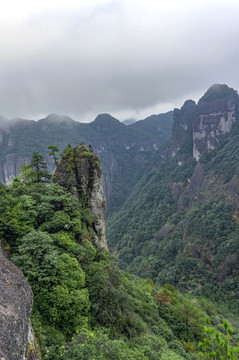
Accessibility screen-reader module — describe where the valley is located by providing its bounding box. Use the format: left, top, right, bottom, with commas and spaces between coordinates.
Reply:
1, 84, 239, 359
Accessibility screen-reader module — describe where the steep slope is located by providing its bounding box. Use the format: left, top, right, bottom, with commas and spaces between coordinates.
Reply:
131, 111, 173, 149
171, 100, 196, 157
106, 84, 239, 310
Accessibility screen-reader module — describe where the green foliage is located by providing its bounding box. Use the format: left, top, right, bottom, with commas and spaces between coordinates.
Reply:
48, 145, 59, 166
200, 135, 239, 183
30, 151, 52, 182
0, 180, 96, 338
58, 327, 150, 360
186, 201, 235, 243
107, 128, 239, 316
107, 157, 197, 278
0, 172, 200, 359
16, 151, 51, 184
198, 318, 239, 359
12, 231, 90, 335
0, 186, 36, 243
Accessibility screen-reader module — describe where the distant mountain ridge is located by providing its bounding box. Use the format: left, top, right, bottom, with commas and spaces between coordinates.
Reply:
0, 110, 173, 213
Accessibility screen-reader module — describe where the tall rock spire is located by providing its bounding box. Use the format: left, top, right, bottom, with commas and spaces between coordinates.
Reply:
53, 145, 107, 249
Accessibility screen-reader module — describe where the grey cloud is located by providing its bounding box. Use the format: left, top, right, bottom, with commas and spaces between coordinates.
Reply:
0, 1, 239, 121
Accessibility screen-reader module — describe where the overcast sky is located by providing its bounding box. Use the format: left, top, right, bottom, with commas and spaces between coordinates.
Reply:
1, 0, 239, 122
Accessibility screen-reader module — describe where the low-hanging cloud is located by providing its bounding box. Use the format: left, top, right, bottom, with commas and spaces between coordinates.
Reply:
0, 0, 239, 122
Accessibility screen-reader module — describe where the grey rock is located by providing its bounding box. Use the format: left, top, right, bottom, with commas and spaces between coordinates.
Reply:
170, 84, 239, 161
171, 100, 196, 157
193, 93, 238, 160
0, 245, 40, 360
54, 145, 108, 249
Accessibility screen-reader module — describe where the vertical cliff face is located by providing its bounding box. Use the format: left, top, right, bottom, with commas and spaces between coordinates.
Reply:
171, 100, 196, 157
0, 244, 40, 360
53, 145, 107, 249
171, 84, 239, 160
1, 154, 29, 185
192, 84, 239, 160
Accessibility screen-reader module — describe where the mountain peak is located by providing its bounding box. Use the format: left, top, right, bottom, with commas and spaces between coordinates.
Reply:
182, 99, 196, 108
93, 113, 121, 124
90, 113, 125, 133
171, 84, 239, 160
198, 84, 237, 103
45, 113, 75, 122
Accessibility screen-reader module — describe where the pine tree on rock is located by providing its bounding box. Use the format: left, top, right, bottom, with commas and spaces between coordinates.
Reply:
16, 152, 51, 184
48, 145, 59, 166
30, 152, 52, 183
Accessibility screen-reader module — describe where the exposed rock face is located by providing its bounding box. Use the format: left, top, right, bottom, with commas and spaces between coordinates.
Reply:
0, 154, 29, 185
171, 84, 239, 161
0, 244, 40, 360
171, 100, 196, 157
193, 85, 239, 160
54, 145, 107, 249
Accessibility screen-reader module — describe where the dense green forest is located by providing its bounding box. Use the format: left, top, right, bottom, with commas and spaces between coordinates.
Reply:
1, 147, 239, 359
107, 129, 239, 316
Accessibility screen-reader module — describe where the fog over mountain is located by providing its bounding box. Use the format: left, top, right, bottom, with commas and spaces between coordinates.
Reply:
0, 0, 239, 122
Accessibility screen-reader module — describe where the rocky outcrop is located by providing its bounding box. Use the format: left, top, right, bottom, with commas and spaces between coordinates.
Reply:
171, 100, 196, 157
192, 84, 239, 160
0, 243, 40, 360
171, 84, 239, 161
54, 145, 107, 249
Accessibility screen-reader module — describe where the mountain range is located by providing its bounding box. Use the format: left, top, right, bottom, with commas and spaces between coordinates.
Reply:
0, 111, 173, 213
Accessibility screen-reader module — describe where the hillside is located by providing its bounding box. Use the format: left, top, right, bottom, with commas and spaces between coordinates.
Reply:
106, 84, 239, 312
0, 145, 227, 360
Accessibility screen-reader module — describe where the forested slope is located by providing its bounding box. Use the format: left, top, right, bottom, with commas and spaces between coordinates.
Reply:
107, 84, 239, 313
